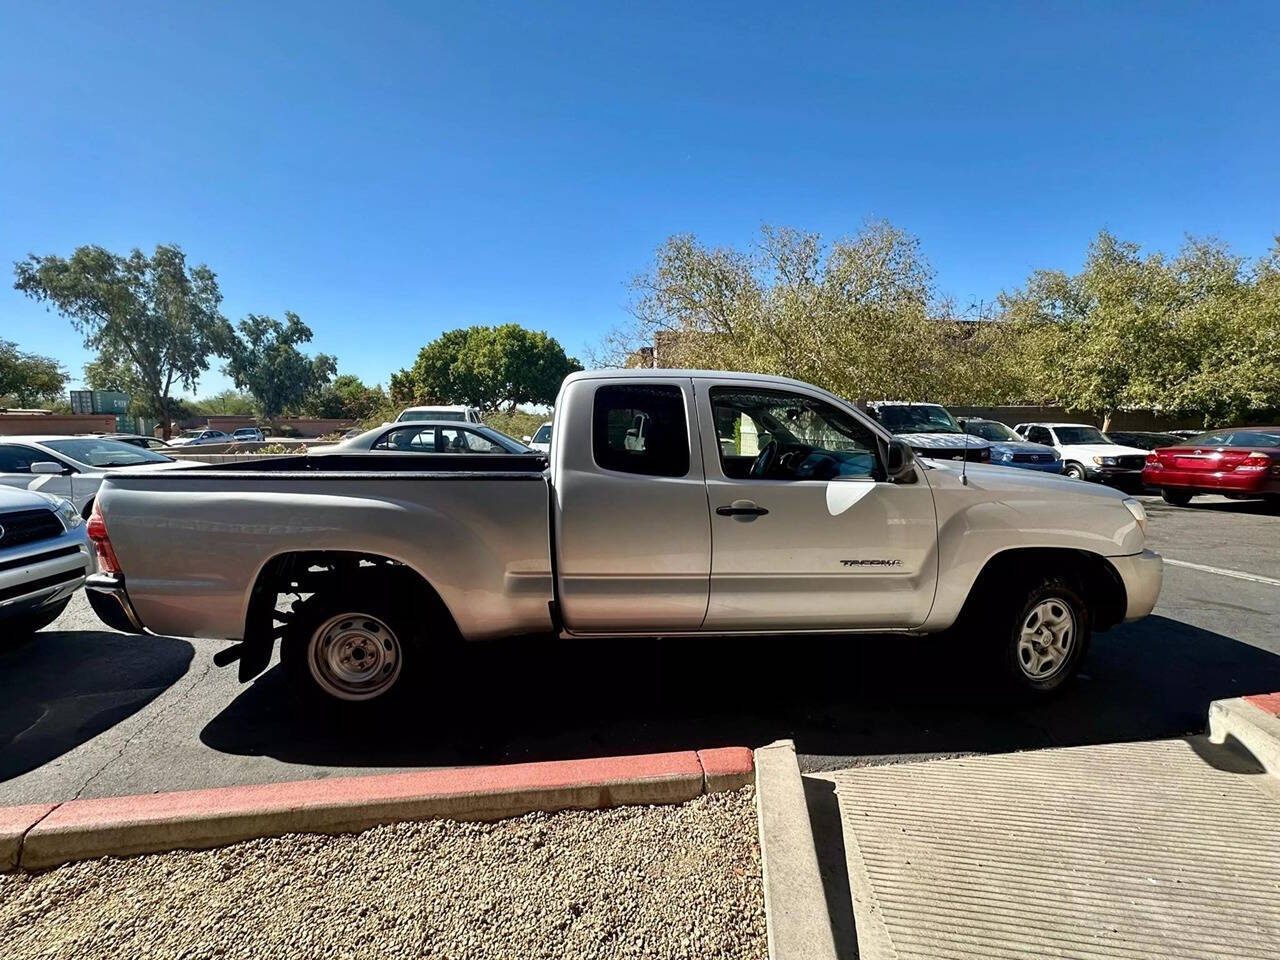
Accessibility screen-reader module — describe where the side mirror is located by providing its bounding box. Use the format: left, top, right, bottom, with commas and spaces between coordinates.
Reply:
884, 439, 916, 482
522, 435, 533, 443
30, 461, 68, 475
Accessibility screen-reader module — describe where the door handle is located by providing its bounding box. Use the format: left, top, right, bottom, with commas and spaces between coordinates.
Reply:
716, 501, 769, 518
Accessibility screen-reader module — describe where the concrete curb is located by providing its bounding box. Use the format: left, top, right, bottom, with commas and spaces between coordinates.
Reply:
5, 748, 754, 872
1208, 693, 1280, 775
754, 740, 839, 960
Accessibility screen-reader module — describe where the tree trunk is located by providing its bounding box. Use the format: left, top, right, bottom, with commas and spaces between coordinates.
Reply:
159, 395, 172, 439
1101, 411, 1113, 433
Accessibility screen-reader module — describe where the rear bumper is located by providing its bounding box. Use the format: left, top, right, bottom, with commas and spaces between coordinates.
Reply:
1108, 550, 1163, 622
85, 572, 146, 633
1142, 467, 1278, 494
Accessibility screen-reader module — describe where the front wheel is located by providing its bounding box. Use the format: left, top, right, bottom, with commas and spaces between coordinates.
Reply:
1161, 489, 1193, 506
2, 597, 72, 645
1062, 462, 1087, 480
990, 577, 1091, 697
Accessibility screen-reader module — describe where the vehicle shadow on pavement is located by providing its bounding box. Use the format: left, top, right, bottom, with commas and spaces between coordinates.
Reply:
0, 631, 195, 784
199, 614, 1280, 770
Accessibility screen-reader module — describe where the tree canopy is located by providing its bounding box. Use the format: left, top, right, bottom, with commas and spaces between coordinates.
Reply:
14, 244, 228, 435
602, 221, 976, 403
304, 373, 387, 421
224, 312, 337, 420
391, 324, 581, 411
0, 339, 67, 407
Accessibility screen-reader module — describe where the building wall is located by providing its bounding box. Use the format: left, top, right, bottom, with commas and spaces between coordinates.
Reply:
0, 414, 117, 436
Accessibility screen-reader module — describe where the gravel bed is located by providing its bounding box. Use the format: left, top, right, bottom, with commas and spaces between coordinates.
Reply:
2, 787, 764, 960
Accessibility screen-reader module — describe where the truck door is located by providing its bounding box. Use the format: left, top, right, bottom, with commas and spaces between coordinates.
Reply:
553, 377, 711, 632
695, 379, 938, 631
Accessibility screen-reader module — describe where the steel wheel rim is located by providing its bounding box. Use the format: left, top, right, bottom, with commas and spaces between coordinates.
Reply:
308, 612, 402, 701
1017, 598, 1075, 681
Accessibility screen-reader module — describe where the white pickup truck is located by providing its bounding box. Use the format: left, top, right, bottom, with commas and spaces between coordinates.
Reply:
86, 369, 1162, 705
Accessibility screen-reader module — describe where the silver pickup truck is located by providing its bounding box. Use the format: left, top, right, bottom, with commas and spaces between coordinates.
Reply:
86, 369, 1162, 705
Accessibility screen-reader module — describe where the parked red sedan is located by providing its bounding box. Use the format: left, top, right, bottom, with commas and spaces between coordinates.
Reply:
1142, 427, 1280, 505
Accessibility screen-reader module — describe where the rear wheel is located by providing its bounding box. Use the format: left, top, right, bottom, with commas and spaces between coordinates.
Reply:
282, 589, 422, 707
1161, 489, 1193, 506
1063, 462, 1086, 480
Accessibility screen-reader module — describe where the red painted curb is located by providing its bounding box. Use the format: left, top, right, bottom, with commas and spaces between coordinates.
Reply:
1245, 692, 1280, 717
11, 747, 754, 871
0, 804, 56, 871
698, 747, 756, 791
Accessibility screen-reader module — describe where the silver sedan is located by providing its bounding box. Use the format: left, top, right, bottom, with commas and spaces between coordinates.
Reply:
311, 421, 534, 455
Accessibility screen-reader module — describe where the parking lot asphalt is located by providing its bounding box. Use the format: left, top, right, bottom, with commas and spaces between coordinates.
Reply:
2, 494, 1279, 804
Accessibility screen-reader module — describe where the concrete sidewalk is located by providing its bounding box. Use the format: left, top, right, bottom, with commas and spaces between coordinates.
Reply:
757, 694, 1280, 960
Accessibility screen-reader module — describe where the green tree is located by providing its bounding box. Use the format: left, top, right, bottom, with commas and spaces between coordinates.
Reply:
601, 221, 967, 403
224, 312, 336, 421
392, 324, 581, 411
193, 388, 258, 416
305, 374, 387, 420
0, 339, 67, 407
13, 244, 228, 437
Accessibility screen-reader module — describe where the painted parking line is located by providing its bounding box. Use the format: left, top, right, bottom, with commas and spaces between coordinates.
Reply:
1163, 557, 1280, 587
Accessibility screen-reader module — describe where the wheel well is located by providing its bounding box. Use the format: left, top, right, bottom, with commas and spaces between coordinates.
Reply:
967, 548, 1127, 631
240, 551, 457, 675
80, 497, 94, 519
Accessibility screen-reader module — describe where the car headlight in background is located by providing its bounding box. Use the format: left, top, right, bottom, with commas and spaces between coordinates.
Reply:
1000, 451, 1015, 462
35, 492, 84, 529
1093, 455, 1118, 466
1122, 497, 1147, 534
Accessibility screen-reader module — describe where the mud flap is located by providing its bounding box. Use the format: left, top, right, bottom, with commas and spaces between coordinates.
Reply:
235, 636, 275, 681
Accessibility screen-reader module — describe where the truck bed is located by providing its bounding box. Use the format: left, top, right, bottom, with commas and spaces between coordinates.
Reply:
97, 453, 554, 642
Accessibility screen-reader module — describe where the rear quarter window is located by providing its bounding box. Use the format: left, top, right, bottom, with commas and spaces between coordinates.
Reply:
592, 384, 690, 477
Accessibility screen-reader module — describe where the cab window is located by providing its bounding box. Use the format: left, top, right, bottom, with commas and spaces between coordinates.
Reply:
710, 387, 881, 481
373, 428, 437, 452
592, 384, 689, 477
0, 444, 64, 474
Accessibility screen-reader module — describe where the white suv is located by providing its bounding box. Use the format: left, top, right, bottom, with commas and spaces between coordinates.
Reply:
1014, 423, 1149, 483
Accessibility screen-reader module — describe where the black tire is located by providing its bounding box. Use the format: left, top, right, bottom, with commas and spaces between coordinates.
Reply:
281, 583, 428, 708
982, 575, 1091, 698
1063, 462, 1086, 481
1161, 489, 1193, 506
2, 597, 71, 644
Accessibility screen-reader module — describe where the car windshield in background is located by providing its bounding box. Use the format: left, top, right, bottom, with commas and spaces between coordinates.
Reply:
876, 405, 960, 434
43, 438, 173, 466
964, 420, 1020, 442
1055, 426, 1108, 445
532, 424, 552, 443
1192, 429, 1280, 447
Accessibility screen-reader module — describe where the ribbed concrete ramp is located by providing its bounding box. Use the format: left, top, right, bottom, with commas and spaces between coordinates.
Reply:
829, 738, 1280, 960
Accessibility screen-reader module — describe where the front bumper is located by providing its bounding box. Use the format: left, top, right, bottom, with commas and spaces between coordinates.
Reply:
1107, 550, 1163, 622
0, 533, 91, 620
85, 572, 146, 633
1085, 466, 1144, 484
1000, 460, 1062, 473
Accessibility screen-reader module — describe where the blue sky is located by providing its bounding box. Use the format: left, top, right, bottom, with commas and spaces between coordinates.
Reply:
2, 1, 1278, 397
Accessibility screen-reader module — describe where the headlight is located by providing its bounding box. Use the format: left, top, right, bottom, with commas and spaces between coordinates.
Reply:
35, 492, 83, 529
1000, 451, 1014, 462
1122, 497, 1147, 534
1093, 456, 1117, 466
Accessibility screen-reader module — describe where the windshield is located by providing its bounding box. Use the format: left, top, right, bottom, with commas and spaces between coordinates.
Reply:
532, 424, 552, 443
1055, 426, 1108, 445
874, 404, 960, 435
43, 438, 173, 466
963, 420, 1020, 442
